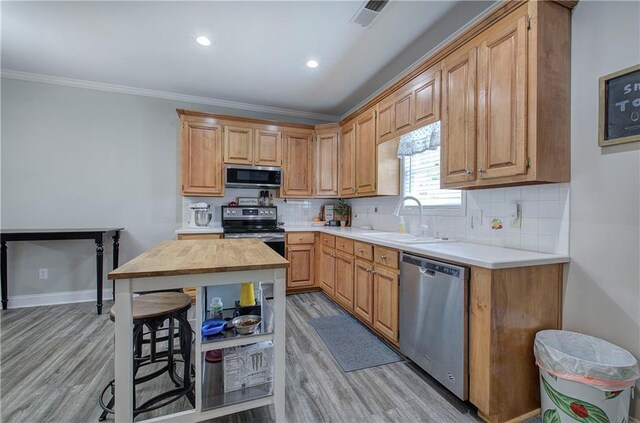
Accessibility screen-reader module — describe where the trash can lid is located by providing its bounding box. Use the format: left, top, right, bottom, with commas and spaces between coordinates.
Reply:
534, 330, 640, 389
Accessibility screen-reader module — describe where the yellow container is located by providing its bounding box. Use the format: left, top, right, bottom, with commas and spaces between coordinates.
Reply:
239, 282, 255, 307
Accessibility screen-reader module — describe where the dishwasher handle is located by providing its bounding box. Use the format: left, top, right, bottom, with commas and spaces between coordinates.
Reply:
402, 253, 468, 280
419, 267, 437, 277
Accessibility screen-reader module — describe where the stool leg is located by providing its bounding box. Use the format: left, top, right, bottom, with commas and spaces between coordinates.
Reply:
167, 317, 181, 387
177, 313, 195, 406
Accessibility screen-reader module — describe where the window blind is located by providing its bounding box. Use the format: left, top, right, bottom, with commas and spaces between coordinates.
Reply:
402, 146, 462, 207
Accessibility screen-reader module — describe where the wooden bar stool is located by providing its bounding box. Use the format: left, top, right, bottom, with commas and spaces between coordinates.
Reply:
99, 292, 195, 420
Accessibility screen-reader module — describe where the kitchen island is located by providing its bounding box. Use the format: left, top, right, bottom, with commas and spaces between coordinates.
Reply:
108, 239, 288, 423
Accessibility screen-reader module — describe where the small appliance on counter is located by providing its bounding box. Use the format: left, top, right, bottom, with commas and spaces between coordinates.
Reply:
188, 202, 212, 227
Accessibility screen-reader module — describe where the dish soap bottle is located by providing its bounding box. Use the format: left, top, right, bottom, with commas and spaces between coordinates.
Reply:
398, 216, 406, 233
209, 297, 223, 319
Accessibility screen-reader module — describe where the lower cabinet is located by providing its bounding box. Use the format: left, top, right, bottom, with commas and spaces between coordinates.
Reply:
353, 259, 374, 324
320, 247, 336, 296
287, 244, 315, 289
372, 265, 399, 343
286, 233, 316, 291
176, 233, 223, 240
334, 251, 354, 310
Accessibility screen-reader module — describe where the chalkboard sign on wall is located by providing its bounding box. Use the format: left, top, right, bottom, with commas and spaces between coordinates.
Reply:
599, 64, 640, 147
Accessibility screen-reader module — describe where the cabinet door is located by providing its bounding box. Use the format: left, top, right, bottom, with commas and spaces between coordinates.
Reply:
441, 45, 478, 185
393, 88, 413, 134
373, 266, 399, 343
414, 68, 441, 127
353, 259, 374, 325
377, 100, 395, 143
320, 248, 336, 297
334, 251, 354, 310
339, 123, 356, 197
282, 132, 313, 197
254, 129, 282, 166
355, 109, 377, 196
315, 131, 339, 198
287, 244, 315, 289
223, 126, 253, 165
477, 15, 528, 180
180, 120, 224, 196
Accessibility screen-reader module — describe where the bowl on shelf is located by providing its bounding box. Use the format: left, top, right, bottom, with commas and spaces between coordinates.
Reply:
231, 315, 262, 335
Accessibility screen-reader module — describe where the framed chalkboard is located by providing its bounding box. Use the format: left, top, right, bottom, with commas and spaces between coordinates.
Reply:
599, 64, 640, 147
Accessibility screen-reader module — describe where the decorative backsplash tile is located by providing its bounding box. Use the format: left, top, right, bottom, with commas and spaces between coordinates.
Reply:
349, 183, 570, 255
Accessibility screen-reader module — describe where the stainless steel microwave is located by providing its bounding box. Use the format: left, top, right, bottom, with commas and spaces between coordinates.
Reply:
225, 165, 282, 189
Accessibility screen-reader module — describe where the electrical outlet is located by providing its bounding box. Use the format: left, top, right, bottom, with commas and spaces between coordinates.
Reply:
39, 268, 48, 280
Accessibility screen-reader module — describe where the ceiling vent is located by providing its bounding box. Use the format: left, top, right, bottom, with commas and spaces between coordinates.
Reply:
350, 0, 390, 27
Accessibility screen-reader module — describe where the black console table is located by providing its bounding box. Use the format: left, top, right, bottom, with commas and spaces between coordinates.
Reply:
0, 228, 123, 314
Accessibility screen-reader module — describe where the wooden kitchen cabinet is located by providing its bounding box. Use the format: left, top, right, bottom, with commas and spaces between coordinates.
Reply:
254, 128, 282, 166
286, 244, 315, 289
470, 264, 562, 423
179, 116, 224, 196
223, 125, 253, 165
376, 64, 441, 144
440, 2, 571, 189
315, 127, 339, 198
338, 123, 356, 197
441, 43, 478, 186
334, 251, 354, 310
476, 14, 528, 181
355, 107, 377, 196
320, 247, 336, 297
372, 264, 399, 344
353, 258, 374, 325
281, 131, 314, 198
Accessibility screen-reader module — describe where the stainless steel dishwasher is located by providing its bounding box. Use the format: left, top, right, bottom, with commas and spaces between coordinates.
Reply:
400, 253, 469, 400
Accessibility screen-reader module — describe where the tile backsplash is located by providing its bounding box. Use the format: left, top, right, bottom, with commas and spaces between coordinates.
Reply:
183, 184, 570, 255
182, 188, 327, 227
349, 183, 570, 255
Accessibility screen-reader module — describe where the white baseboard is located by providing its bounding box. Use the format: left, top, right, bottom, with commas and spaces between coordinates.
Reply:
7, 289, 113, 309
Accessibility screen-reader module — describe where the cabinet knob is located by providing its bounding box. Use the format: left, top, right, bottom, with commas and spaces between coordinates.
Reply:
358, 249, 364, 253
298, 237, 303, 241
465, 169, 473, 175
381, 255, 387, 260
478, 168, 485, 174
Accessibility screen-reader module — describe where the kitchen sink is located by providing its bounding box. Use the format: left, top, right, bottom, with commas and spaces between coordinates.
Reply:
361, 232, 454, 244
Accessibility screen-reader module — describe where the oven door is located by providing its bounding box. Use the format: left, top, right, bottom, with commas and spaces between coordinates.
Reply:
224, 233, 285, 257
225, 165, 282, 188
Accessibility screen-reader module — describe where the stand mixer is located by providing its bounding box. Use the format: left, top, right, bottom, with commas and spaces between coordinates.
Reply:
187, 202, 212, 227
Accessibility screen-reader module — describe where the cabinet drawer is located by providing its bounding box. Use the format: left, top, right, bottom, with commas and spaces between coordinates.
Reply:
374, 246, 399, 269
335, 237, 354, 255
287, 232, 315, 244
320, 233, 336, 249
353, 241, 373, 261
177, 233, 222, 240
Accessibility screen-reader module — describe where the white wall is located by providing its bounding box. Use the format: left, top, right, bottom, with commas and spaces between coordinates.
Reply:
565, 0, 640, 417
0, 78, 319, 302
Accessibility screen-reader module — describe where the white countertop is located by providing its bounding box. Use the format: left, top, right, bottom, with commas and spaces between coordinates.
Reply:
175, 225, 570, 269
175, 226, 224, 234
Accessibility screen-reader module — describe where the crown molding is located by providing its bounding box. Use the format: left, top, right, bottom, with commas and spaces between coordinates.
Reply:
0, 69, 339, 122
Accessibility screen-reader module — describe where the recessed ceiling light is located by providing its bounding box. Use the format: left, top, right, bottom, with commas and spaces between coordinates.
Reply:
306, 59, 319, 69
196, 36, 211, 46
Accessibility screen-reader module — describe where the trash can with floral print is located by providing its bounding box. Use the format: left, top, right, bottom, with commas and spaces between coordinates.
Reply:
534, 330, 639, 423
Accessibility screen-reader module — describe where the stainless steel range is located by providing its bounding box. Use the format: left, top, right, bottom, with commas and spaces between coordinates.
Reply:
221, 206, 284, 257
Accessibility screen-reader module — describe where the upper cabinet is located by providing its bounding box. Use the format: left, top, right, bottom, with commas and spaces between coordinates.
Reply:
338, 108, 400, 199
254, 129, 282, 166
223, 125, 282, 167
355, 108, 377, 196
281, 131, 314, 198
315, 126, 339, 198
376, 64, 441, 144
223, 125, 253, 165
179, 115, 224, 197
339, 123, 356, 197
439, 2, 570, 189
441, 44, 478, 185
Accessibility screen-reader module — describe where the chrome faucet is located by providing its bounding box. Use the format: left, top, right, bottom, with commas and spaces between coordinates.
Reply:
393, 196, 428, 235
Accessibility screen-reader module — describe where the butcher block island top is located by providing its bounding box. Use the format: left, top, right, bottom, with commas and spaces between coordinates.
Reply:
108, 238, 289, 280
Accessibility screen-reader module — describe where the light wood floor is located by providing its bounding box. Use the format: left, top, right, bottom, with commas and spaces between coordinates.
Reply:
1, 292, 481, 422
